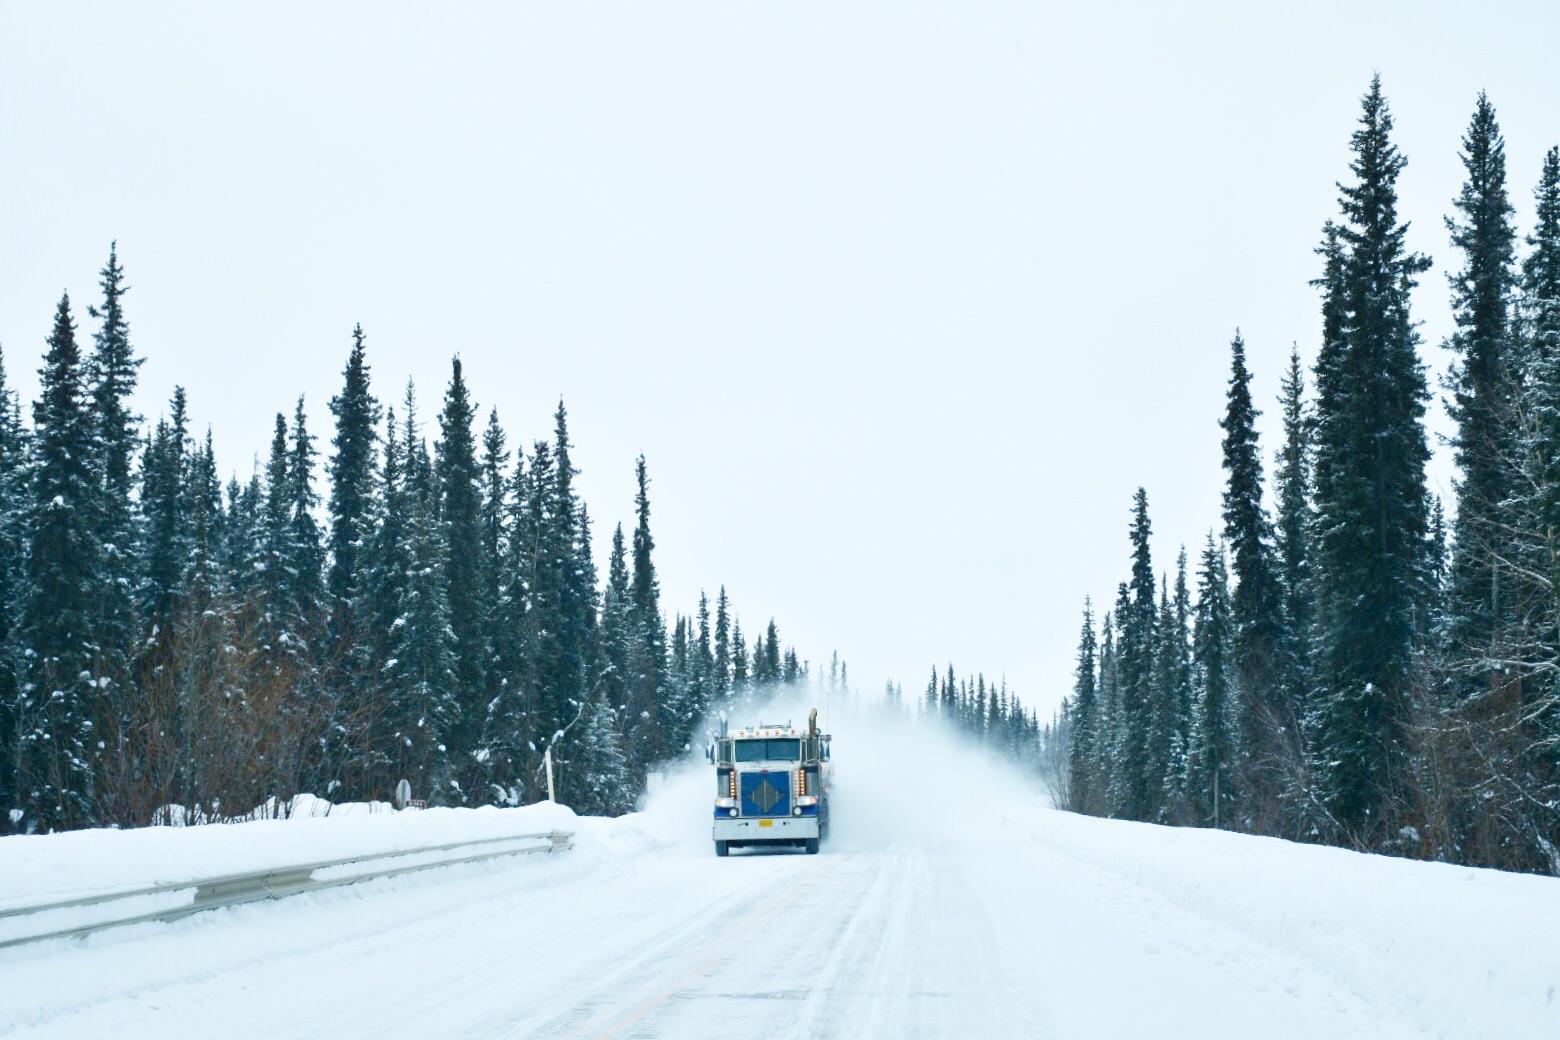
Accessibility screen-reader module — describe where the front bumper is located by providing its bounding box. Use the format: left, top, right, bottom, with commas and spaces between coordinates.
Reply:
714, 815, 820, 841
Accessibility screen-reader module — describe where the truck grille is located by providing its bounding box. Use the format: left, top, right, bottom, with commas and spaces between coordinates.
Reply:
740, 771, 791, 817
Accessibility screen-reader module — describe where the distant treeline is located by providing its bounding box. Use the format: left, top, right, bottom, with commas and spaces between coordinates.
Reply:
0, 255, 811, 833
1062, 78, 1560, 875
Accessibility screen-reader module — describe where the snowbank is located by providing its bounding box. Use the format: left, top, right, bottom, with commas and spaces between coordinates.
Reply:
1021, 807, 1560, 1040
0, 799, 579, 911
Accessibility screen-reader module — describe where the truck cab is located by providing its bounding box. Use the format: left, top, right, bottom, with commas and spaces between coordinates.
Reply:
708, 709, 830, 856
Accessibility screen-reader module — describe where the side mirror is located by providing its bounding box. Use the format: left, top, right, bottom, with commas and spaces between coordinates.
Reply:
705, 743, 715, 764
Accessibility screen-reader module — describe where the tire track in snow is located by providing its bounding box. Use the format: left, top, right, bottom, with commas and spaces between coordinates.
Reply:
778, 846, 908, 1040
547, 854, 852, 1040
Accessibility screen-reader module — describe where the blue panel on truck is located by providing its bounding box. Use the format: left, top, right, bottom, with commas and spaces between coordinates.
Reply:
740, 771, 790, 817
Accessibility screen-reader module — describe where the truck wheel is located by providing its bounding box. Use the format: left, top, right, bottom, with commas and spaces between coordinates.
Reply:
804, 838, 820, 855
715, 840, 729, 857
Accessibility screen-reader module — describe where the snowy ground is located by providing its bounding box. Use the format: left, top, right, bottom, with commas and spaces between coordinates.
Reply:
3, 711, 1558, 1039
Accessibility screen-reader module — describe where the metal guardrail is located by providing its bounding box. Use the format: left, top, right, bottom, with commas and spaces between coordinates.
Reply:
0, 828, 573, 949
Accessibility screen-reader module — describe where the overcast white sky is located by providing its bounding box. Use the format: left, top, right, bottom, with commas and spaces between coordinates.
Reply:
4, 2, 1560, 714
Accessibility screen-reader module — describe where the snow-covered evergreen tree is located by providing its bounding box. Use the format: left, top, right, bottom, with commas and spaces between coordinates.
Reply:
729, 617, 747, 692
1444, 93, 1518, 678
141, 389, 191, 625
85, 245, 141, 746
19, 295, 106, 831
1220, 332, 1285, 820
1066, 600, 1097, 813
571, 692, 633, 817
1273, 345, 1314, 733
436, 358, 486, 786
1309, 77, 1432, 841
326, 325, 379, 636
1188, 534, 1236, 827
1117, 489, 1156, 821
713, 586, 731, 700
0, 345, 29, 831
396, 397, 459, 801
548, 403, 596, 790
478, 408, 508, 687
629, 456, 669, 764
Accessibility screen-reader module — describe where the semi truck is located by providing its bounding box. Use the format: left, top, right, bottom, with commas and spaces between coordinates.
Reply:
708, 708, 831, 856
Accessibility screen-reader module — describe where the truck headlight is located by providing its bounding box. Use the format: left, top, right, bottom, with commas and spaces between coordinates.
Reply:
715, 797, 736, 809
795, 795, 818, 807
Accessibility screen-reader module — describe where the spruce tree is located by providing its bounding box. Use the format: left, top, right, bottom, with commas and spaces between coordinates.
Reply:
1310, 77, 1433, 840
1145, 578, 1180, 818
479, 408, 509, 678
571, 691, 632, 816
19, 295, 105, 830
667, 615, 691, 737
221, 467, 261, 599
489, 444, 534, 753
1145, 556, 1196, 818
762, 619, 782, 685
323, 333, 380, 796
1093, 611, 1118, 807
692, 591, 713, 721
1118, 489, 1157, 821
629, 456, 669, 762
326, 325, 379, 633
282, 397, 326, 784
595, 523, 633, 728
85, 244, 141, 731
356, 404, 414, 794
259, 412, 293, 638
1106, 583, 1134, 817
0, 347, 27, 831
1067, 600, 1097, 813
284, 397, 324, 635
1445, 93, 1518, 677
1168, 548, 1195, 795
549, 402, 596, 773
1274, 345, 1315, 724
141, 388, 191, 625
1220, 332, 1285, 812
730, 618, 747, 691
1513, 151, 1560, 656
713, 586, 731, 700
1513, 148, 1560, 781
1189, 533, 1235, 826
783, 646, 802, 686
436, 358, 487, 788
183, 430, 222, 599
1526, 148, 1560, 370
519, 439, 562, 743
397, 393, 459, 799
472, 416, 528, 805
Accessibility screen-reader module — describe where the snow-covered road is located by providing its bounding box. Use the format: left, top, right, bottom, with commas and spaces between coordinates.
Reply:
4, 716, 1558, 1039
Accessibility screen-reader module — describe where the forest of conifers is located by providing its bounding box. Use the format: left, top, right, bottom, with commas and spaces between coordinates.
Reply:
1063, 78, 1560, 875
0, 259, 830, 833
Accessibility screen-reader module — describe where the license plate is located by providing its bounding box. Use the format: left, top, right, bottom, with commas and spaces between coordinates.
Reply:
759, 820, 773, 828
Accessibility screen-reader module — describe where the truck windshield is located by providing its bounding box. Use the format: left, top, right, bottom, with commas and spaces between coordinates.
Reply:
734, 739, 800, 762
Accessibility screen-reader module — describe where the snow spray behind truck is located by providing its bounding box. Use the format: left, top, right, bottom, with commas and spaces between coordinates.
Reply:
707, 708, 831, 856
